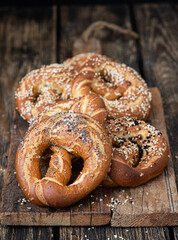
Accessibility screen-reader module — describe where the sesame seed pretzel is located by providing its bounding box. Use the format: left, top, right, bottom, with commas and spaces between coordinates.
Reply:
15, 64, 76, 122
102, 118, 169, 187
15, 53, 151, 122
15, 112, 112, 207
70, 53, 152, 120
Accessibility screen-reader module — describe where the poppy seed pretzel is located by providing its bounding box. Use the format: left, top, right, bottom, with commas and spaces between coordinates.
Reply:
101, 118, 169, 187
70, 53, 152, 120
15, 112, 112, 207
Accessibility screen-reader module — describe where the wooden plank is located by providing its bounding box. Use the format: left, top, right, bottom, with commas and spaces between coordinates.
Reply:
58, 226, 170, 240
111, 88, 178, 227
133, 4, 178, 186
70, 199, 91, 226
0, 226, 53, 240
73, 38, 102, 56
173, 227, 178, 240
0, 168, 6, 205
0, 6, 57, 168
70, 159, 92, 226
90, 187, 111, 226
59, 5, 139, 71
59, 5, 97, 61
133, 3, 178, 236
0, 5, 58, 238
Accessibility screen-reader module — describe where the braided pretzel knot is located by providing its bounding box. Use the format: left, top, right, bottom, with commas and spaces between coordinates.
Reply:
70, 53, 152, 120
31, 93, 107, 128
102, 118, 169, 187
15, 112, 112, 207
15, 64, 78, 122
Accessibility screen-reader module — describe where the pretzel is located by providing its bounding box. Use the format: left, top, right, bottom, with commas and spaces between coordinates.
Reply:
31, 93, 107, 128
15, 57, 93, 122
102, 118, 169, 187
15, 112, 112, 207
15, 53, 151, 122
70, 53, 152, 120
15, 64, 76, 122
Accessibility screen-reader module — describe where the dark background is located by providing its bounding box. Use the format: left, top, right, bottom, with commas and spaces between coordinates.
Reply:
0, 0, 178, 6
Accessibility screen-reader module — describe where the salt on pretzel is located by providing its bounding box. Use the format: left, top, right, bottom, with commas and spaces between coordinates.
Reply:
15, 64, 76, 122
31, 93, 107, 127
102, 118, 169, 187
15, 56, 94, 122
70, 53, 152, 120
15, 112, 112, 207
15, 53, 151, 122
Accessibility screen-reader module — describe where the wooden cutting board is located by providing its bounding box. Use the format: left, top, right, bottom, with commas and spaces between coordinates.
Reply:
0, 38, 177, 227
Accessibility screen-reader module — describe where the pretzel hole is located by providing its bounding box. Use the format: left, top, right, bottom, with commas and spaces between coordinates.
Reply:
100, 75, 111, 83
113, 138, 143, 167
129, 138, 144, 167
34, 88, 62, 107
40, 148, 53, 177
92, 74, 131, 101
34, 93, 40, 105
39, 147, 84, 185
33, 92, 46, 105
68, 157, 84, 184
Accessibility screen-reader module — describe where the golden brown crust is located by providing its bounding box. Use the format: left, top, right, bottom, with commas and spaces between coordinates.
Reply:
15, 53, 151, 122
15, 112, 112, 207
15, 63, 82, 122
102, 118, 169, 187
30, 93, 107, 128
70, 53, 152, 121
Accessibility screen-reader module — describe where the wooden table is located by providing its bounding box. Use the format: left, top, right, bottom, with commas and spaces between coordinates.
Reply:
0, 3, 177, 239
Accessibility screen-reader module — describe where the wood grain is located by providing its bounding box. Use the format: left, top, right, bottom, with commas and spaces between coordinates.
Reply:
0, 5, 57, 238
0, 226, 53, 240
133, 4, 178, 186
58, 226, 170, 240
174, 227, 178, 240
0, 168, 6, 205
73, 38, 102, 56
59, 5, 139, 70
133, 3, 178, 236
0, 6, 57, 168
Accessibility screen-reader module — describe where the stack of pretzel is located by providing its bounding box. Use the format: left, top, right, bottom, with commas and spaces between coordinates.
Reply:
15, 53, 169, 208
